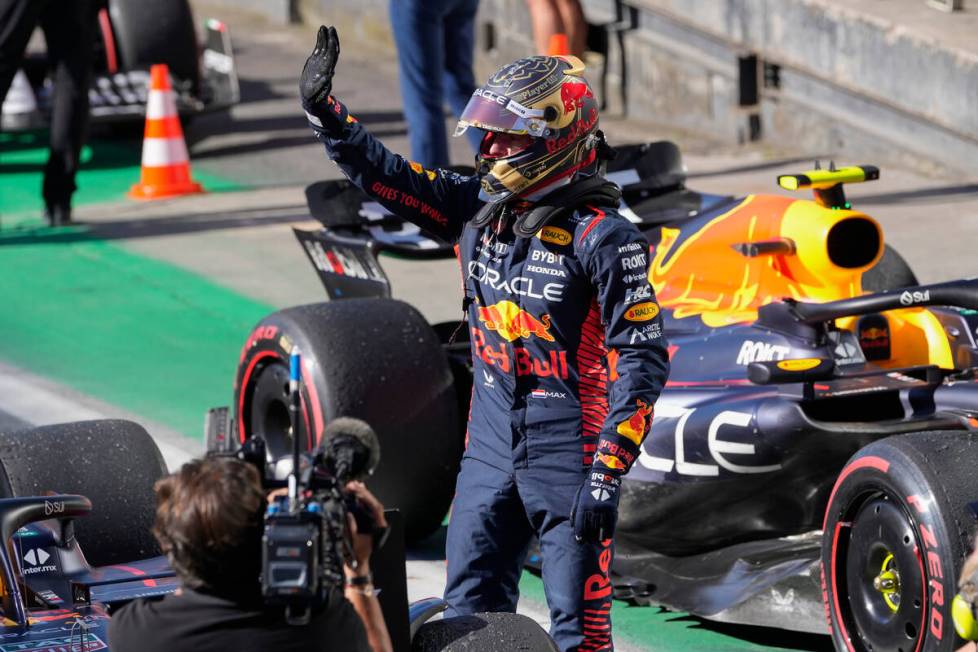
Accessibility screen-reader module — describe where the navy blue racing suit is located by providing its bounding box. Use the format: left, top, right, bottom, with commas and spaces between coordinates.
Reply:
306, 96, 670, 651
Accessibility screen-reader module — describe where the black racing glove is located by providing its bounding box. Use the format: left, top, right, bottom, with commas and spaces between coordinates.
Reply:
300, 25, 340, 114
571, 466, 623, 543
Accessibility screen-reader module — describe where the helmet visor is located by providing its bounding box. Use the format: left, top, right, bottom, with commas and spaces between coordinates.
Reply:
454, 91, 547, 138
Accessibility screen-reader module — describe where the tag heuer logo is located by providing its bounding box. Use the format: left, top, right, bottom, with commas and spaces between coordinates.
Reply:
900, 289, 929, 306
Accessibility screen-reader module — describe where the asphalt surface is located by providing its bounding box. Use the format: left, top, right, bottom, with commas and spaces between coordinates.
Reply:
0, 1, 974, 650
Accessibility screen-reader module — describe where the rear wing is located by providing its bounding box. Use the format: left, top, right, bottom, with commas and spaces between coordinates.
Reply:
296, 141, 731, 300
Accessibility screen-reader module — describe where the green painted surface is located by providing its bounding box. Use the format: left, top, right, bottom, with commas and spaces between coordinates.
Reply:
0, 131, 237, 224
0, 231, 273, 437
0, 132, 265, 437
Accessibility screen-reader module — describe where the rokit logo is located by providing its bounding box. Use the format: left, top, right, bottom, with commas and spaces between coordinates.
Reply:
900, 289, 930, 306
620, 252, 647, 271
736, 340, 789, 365
22, 548, 57, 575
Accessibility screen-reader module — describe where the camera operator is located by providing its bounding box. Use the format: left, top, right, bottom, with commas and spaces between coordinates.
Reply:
108, 457, 392, 652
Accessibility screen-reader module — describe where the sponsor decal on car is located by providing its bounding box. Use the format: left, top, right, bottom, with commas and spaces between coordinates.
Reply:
624, 302, 660, 322
21, 548, 56, 576
736, 340, 789, 365
0, 636, 107, 652
537, 226, 572, 246
638, 405, 782, 476
776, 358, 821, 372
900, 289, 930, 306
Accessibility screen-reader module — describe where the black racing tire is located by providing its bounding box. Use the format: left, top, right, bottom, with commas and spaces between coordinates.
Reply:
107, 0, 200, 92
862, 245, 919, 293
821, 431, 978, 652
0, 419, 166, 567
412, 612, 559, 652
234, 299, 461, 542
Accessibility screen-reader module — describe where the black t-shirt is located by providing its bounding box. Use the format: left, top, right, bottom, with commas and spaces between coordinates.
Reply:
108, 587, 370, 652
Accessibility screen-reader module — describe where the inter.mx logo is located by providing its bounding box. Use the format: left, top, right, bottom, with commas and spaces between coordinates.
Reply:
21, 548, 56, 575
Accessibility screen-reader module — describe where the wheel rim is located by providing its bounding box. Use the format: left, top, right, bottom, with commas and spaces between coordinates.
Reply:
248, 361, 306, 459
834, 491, 926, 652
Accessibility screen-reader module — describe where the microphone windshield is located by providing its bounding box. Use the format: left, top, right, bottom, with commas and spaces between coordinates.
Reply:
323, 417, 380, 480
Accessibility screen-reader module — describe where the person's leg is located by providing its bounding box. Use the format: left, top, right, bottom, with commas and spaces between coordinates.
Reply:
443, 457, 535, 615
39, 0, 96, 213
555, 0, 587, 58
518, 467, 614, 651
525, 0, 564, 56
0, 0, 42, 106
389, 0, 450, 168
441, 0, 482, 155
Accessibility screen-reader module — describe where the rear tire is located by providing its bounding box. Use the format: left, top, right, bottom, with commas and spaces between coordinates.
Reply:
235, 299, 461, 542
0, 419, 166, 567
108, 0, 200, 92
863, 245, 919, 293
821, 431, 978, 652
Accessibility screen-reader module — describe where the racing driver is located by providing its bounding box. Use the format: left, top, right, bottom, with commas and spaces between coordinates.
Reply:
300, 26, 670, 651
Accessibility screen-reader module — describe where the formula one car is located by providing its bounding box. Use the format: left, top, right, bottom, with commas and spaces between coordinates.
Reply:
0, 0, 238, 132
0, 419, 558, 652
214, 142, 978, 652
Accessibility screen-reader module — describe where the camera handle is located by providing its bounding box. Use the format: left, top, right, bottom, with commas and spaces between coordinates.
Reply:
287, 346, 303, 512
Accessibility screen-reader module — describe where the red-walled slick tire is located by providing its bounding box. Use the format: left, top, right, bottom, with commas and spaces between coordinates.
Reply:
234, 299, 461, 543
821, 431, 978, 652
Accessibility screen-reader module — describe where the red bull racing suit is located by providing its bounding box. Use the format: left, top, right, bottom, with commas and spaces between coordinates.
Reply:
307, 97, 670, 651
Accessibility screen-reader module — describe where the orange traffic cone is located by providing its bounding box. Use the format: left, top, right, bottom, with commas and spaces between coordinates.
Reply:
129, 64, 203, 200
547, 33, 570, 56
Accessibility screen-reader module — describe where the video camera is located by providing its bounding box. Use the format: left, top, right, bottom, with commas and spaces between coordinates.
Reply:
209, 348, 386, 625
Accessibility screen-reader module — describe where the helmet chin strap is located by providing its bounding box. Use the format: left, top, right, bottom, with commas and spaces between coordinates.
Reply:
471, 130, 618, 232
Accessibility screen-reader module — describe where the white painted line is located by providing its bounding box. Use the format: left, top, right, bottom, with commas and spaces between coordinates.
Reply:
0, 362, 198, 472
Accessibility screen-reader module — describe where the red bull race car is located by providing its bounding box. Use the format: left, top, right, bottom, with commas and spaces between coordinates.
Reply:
212, 142, 978, 651
0, 0, 238, 133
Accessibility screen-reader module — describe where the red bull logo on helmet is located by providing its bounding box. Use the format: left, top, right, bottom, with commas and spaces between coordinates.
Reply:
616, 399, 653, 445
477, 300, 555, 342
560, 81, 592, 113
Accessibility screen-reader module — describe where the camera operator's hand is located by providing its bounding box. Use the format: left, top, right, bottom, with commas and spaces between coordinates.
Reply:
343, 481, 387, 578
300, 25, 339, 114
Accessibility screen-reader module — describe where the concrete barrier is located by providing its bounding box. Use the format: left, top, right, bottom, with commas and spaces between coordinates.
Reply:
270, 0, 978, 174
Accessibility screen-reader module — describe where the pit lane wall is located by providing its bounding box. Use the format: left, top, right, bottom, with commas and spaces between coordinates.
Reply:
283, 0, 977, 175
